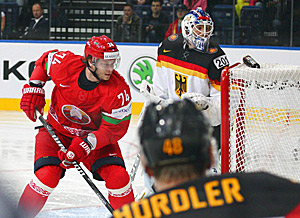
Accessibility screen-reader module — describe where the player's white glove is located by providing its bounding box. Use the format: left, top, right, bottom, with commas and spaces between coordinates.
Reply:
140, 80, 166, 106
182, 92, 221, 126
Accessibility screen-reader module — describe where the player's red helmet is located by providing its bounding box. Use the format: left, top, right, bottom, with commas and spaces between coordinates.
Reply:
84, 35, 119, 60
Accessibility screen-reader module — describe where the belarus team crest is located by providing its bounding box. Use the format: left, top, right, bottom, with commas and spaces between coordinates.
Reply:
62, 105, 91, 125
175, 73, 187, 98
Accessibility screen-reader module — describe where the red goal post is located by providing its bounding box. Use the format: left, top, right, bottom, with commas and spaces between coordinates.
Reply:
220, 62, 300, 182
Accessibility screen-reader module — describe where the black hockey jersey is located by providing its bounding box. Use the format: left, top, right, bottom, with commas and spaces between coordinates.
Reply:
113, 172, 300, 218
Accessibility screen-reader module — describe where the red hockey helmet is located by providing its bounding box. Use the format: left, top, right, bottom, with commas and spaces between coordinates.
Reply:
84, 35, 119, 60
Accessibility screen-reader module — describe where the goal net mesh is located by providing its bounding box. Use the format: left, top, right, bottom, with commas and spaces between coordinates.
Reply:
221, 63, 300, 182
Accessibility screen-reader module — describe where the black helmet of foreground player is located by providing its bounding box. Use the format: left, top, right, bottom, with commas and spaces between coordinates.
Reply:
139, 99, 213, 173
181, 7, 214, 52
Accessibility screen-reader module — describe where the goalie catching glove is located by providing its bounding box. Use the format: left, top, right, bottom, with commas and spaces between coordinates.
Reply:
140, 80, 167, 106
20, 84, 46, 122
58, 137, 94, 169
181, 92, 221, 126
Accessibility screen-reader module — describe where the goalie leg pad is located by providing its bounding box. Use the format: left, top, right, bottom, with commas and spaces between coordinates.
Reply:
18, 166, 61, 217
135, 171, 155, 200
98, 165, 134, 209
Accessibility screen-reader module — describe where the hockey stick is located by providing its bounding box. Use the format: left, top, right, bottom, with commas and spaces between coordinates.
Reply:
35, 109, 114, 214
128, 91, 166, 182
129, 152, 141, 182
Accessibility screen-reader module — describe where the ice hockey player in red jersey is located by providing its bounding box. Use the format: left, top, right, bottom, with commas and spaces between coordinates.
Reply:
18, 35, 134, 217
113, 100, 300, 218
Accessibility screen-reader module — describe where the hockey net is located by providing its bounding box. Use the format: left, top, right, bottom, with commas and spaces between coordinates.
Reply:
221, 63, 300, 183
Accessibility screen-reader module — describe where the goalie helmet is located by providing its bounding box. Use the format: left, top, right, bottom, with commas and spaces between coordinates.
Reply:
84, 35, 120, 68
139, 99, 213, 169
181, 7, 214, 52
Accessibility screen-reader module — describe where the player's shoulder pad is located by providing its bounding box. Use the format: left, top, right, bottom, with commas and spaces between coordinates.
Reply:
35, 49, 59, 67
167, 33, 180, 42
108, 71, 132, 109
207, 41, 229, 70
111, 70, 131, 91
52, 50, 77, 59
206, 41, 223, 55
48, 51, 83, 83
50, 51, 82, 70
158, 34, 183, 55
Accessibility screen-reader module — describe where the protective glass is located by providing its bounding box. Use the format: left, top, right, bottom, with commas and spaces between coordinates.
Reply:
93, 56, 120, 70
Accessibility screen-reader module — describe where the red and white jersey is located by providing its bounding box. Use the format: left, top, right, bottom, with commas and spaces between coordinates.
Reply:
33, 50, 132, 149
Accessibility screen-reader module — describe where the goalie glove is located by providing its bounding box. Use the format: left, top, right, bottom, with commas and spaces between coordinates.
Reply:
182, 92, 221, 126
181, 92, 209, 110
140, 80, 166, 106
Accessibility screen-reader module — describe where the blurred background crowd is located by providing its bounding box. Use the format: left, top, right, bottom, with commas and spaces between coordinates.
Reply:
0, 0, 298, 47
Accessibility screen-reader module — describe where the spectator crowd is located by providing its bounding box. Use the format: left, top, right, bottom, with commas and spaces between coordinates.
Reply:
116, 0, 189, 43
0, 0, 297, 46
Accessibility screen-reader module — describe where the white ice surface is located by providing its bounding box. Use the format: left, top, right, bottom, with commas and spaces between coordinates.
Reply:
0, 111, 144, 217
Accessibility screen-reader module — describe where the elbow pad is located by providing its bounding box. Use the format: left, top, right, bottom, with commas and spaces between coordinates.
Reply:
29, 65, 49, 87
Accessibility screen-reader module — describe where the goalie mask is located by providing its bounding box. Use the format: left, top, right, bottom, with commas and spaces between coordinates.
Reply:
84, 36, 120, 77
139, 99, 213, 169
181, 7, 214, 52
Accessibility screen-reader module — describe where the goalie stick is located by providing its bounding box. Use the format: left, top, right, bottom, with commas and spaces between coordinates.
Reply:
128, 103, 158, 200
35, 109, 114, 214
129, 152, 141, 182
128, 104, 145, 182
243, 55, 260, 68
129, 80, 158, 182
